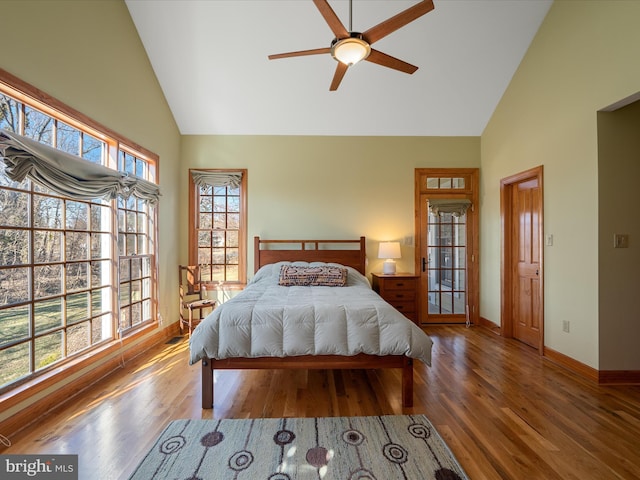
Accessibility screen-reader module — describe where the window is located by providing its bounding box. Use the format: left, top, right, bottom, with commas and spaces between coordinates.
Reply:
0, 72, 159, 392
118, 195, 155, 333
425, 176, 466, 190
117, 150, 156, 332
0, 178, 116, 387
427, 210, 467, 314
189, 169, 247, 285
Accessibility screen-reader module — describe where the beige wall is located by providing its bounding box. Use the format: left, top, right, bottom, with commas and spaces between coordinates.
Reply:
181, 135, 479, 275
481, 0, 640, 369
597, 101, 640, 370
1, 0, 181, 420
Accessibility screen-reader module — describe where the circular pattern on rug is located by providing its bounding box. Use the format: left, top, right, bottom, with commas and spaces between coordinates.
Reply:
349, 468, 377, 480
342, 429, 365, 446
159, 435, 186, 455
268, 474, 291, 480
306, 446, 329, 468
435, 467, 464, 480
273, 429, 296, 446
229, 450, 254, 471
383, 442, 408, 464
408, 422, 431, 439
201, 431, 224, 447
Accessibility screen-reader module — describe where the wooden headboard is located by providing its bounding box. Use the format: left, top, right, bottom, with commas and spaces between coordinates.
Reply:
254, 237, 366, 274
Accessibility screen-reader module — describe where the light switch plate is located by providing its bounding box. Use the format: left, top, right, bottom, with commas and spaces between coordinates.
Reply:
614, 234, 629, 248
545, 234, 553, 246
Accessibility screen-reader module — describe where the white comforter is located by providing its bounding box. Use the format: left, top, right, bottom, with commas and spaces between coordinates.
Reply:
188, 262, 432, 366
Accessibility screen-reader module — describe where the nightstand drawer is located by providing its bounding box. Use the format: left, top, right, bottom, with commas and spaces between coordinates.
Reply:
382, 278, 417, 291
384, 290, 416, 302
389, 301, 416, 314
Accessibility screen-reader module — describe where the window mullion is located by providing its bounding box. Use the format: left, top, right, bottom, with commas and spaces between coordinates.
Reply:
29, 186, 36, 377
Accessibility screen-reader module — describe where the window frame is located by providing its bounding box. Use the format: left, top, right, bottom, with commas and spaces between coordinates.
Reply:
188, 169, 247, 285
0, 68, 160, 393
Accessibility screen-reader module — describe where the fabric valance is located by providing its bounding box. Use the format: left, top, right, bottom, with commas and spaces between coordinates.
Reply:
428, 198, 472, 217
0, 129, 160, 204
191, 170, 243, 188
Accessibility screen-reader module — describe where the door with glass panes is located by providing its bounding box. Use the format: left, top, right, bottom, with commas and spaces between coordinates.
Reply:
416, 169, 479, 325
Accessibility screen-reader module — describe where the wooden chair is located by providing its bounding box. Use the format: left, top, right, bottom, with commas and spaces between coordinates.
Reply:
179, 265, 215, 335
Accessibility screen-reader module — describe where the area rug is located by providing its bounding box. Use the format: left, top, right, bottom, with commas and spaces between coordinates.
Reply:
129, 415, 469, 480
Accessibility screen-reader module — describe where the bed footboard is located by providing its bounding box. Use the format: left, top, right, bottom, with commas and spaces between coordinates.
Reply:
200, 355, 413, 409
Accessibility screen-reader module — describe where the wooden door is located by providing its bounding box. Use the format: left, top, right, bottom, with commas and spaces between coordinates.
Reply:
415, 169, 479, 326
501, 166, 544, 353
512, 178, 541, 347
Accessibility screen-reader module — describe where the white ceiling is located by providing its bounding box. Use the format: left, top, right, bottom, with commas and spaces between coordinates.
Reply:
125, 0, 552, 136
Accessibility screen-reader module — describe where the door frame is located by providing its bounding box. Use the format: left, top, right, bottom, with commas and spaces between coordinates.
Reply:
414, 168, 480, 325
500, 165, 544, 354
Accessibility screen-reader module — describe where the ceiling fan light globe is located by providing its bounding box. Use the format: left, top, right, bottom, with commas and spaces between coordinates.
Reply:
331, 37, 371, 66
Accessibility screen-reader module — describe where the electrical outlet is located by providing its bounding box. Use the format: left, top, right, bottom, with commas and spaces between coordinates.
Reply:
562, 320, 570, 333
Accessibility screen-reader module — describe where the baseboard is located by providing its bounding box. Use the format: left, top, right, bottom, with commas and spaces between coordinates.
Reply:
478, 316, 501, 335
478, 319, 605, 384
0, 322, 179, 447
543, 346, 599, 383
598, 370, 640, 384
460, 319, 638, 385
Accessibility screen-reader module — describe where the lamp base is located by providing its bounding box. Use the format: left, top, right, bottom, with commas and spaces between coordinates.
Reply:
382, 259, 397, 275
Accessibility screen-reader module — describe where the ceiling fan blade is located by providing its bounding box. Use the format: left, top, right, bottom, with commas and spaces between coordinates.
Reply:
313, 0, 349, 39
366, 49, 418, 74
268, 47, 331, 60
330, 62, 349, 91
362, 0, 434, 45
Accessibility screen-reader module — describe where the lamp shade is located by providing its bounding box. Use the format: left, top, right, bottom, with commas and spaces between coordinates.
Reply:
378, 242, 401, 275
378, 241, 401, 259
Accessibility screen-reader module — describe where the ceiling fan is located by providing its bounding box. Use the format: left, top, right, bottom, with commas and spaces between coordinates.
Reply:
268, 0, 435, 91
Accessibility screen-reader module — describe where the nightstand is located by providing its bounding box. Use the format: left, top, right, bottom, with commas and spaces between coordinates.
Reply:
371, 273, 419, 325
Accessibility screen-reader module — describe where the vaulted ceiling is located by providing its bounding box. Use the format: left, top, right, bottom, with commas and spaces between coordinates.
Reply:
125, 0, 552, 136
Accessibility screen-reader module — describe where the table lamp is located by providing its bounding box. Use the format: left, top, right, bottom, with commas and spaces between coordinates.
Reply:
378, 241, 401, 274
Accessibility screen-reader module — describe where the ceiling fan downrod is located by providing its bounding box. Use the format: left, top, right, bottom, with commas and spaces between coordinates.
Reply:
348, 0, 353, 31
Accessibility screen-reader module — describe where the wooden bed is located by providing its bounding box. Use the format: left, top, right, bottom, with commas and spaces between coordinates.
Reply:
200, 236, 415, 409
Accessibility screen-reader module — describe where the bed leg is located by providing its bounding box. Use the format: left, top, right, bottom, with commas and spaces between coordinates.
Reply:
201, 359, 213, 409
402, 358, 414, 408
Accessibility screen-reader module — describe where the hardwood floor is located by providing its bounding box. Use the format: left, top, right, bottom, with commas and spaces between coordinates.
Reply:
2, 325, 639, 479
